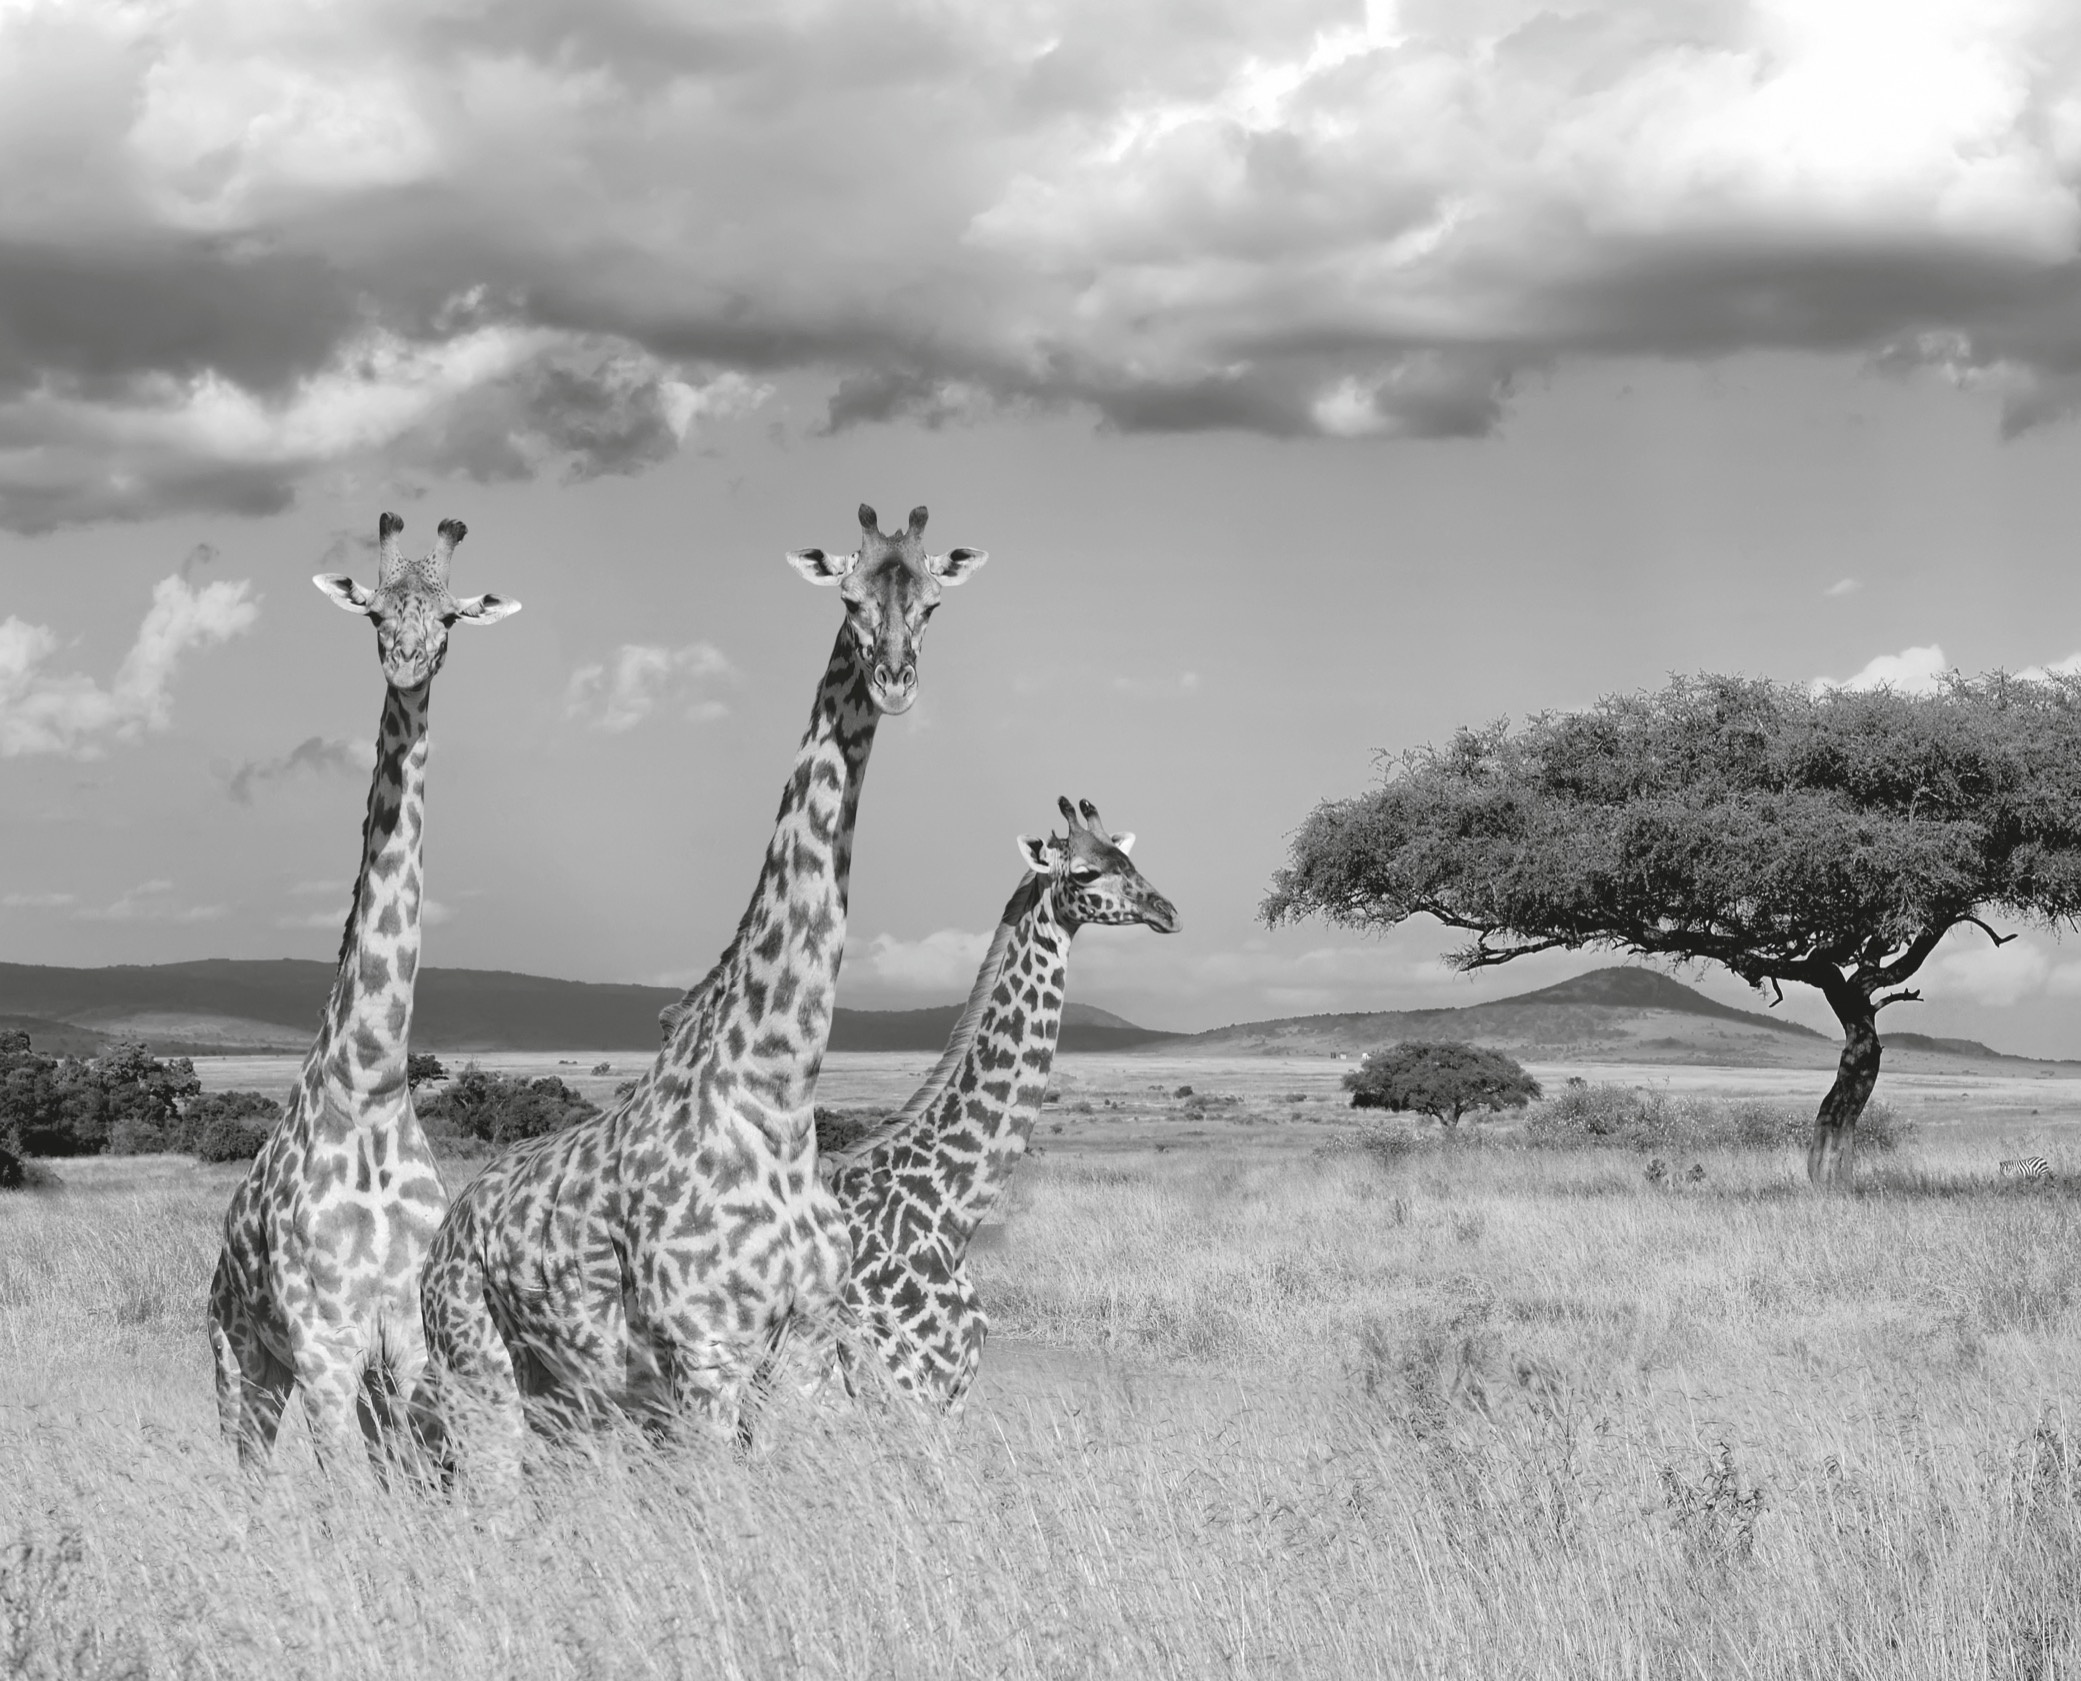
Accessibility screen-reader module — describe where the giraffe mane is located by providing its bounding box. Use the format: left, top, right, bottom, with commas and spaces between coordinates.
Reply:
828, 873, 1043, 1170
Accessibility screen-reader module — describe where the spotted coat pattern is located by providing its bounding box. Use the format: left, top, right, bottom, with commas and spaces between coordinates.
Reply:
207, 513, 517, 1469
829, 799, 1178, 1411
417, 505, 985, 1458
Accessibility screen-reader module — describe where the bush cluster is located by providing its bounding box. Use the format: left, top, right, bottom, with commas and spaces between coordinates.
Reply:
1516, 1079, 1913, 1154
0, 1032, 280, 1163
416, 1065, 601, 1149
814, 1107, 891, 1157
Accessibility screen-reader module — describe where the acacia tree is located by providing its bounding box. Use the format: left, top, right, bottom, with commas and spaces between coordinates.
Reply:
1346, 1041, 1541, 1127
1262, 673, 2081, 1187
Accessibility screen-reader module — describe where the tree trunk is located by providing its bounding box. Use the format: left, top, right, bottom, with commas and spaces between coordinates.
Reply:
1809, 991, 1881, 1189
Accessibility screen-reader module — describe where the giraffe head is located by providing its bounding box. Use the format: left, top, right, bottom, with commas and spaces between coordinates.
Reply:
786, 503, 985, 715
1018, 797, 1180, 934
312, 513, 521, 690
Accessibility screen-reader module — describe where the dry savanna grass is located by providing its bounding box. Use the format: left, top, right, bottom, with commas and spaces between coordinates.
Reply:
6, 1058, 2081, 1678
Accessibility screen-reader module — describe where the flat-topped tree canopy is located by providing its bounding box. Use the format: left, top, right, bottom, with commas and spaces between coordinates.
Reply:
1261, 672, 2081, 1186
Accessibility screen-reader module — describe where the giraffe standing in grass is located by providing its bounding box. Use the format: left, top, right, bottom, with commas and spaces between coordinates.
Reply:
828, 797, 1177, 1411
418, 504, 986, 1460
208, 514, 519, 1467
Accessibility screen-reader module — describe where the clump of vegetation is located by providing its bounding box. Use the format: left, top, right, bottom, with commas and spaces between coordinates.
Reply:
1519, 1081, 1912, 1154
814, 1107, 892, 1156
1345, 1042, 1541, 1128
417, 1065, 600, 1149
406, 1052, 449, 1091
180, 1091, 282, 1162
1, 1030, 283, 1165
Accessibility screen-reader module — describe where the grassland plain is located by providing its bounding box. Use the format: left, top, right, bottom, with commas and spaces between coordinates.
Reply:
7, 1057, 2081, 1678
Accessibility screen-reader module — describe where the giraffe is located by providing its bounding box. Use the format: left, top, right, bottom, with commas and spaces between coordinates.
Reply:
827, 796, 1177, 1412
207, 513, 519, 1469
416, 503, 986, 1462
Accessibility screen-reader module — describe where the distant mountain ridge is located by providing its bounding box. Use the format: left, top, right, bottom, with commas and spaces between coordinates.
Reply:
0, 958, 2047, 1066
1169, 965, 2054, 1067
0, 960, 1175, 1056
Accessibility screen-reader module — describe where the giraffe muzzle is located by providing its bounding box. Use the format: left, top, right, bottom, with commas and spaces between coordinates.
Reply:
1144, 893, 1181, 934
870, 662, 918, 714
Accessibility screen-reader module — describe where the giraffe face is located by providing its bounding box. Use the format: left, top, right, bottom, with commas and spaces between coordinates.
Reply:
787, 503, 986, 715
1018, 800, 1180, 934
314, 514, 520, 690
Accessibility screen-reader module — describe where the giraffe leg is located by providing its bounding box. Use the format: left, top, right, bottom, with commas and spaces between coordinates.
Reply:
854, 1250, 984, 1414
207, 1257, 293, 1468
295, 1342, 372, 1475
420, 1257, 527, 1485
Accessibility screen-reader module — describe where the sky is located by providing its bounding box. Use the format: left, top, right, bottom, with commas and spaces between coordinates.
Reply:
6, 0, 2081, 1052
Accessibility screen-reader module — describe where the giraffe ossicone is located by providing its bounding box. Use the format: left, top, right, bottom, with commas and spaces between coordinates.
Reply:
417, 501, 986, 1467
207, 513, 519, 1471
829, 794, 1178, 1412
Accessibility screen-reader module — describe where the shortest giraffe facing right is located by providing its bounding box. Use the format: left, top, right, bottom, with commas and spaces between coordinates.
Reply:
826, 797, 1178, 1411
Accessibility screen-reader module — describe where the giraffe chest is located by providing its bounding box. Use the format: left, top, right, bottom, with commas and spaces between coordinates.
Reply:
255, 1117, 447, 1319
619, 1117, 852, 1339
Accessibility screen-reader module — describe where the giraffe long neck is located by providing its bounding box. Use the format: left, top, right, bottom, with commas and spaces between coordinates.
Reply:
314, 680, 430, 1113
673, 626, 879, 1130
841, 880, 1071, 1260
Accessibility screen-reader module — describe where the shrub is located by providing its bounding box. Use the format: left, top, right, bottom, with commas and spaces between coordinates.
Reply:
417, 1065, 600, 1148
814, 1107, 890, 1157
4, 1036, 201, 1157
1344, 1042, 1540, 1128
178, 1090, 283, 1161
406, 1052, 450, 1091
1519, 1081, 1914, 1155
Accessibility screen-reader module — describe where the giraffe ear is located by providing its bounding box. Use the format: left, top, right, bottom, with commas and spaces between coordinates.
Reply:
1016, 835, 1055, 873
930, 547, 987, 585
451, 592, 522, 625
313, 574, 376, 614
1111, 831, 1135, 855
787, 547, 856, 586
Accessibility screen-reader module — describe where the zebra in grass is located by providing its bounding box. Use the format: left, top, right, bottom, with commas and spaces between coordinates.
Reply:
1998, 1155, 2053, 1181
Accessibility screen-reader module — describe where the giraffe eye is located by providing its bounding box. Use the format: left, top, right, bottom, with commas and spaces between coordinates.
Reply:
1068, 863, 1102, 883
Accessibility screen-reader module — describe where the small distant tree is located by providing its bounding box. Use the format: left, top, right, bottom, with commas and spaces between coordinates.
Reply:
1264, 673, 2081, 1187
406, 1052, 450, 1092
1345, 1042, 1541, 1127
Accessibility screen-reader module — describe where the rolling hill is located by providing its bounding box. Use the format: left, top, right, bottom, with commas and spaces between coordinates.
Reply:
1168, 965, 2053, 1069
0, 960, 1178, 1056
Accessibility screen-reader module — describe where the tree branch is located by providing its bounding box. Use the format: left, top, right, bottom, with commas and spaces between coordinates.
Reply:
1961, 914, 2017, 948
1877, 988, 1923, 1010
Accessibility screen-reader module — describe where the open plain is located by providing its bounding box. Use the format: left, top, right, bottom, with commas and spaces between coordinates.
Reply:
7, 1052, 2081, 1678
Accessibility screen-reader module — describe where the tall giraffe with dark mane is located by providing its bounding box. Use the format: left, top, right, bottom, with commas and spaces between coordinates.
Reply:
828, 797, 1177, 1411
417, 504, 986, 1460
208, 513, 519, 1467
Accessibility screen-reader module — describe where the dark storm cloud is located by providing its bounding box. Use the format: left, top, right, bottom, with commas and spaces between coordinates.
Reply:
2, 0, 2077, 531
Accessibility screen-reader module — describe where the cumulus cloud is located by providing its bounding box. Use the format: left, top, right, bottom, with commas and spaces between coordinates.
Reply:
75, 879, 225, 923
0, 573, 259, 756
1812, 643, 1952, 694
5, 1, 2081, 527
849, 929, 997, 995
2, 891, 77, 910
566, 642, 735, 732
1925, 924, 2052, 1007
225, 733, 374, 803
